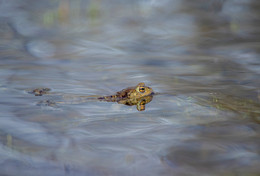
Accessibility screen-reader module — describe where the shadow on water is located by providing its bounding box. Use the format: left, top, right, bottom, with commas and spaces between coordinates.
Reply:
0, 0, 260, 175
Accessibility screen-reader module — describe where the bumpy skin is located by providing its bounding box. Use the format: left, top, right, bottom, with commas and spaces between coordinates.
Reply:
98, 82, 154, 111
98, 83, 154, 102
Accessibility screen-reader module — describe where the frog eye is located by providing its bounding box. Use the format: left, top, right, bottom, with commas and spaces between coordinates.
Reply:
139, 86, 145, 93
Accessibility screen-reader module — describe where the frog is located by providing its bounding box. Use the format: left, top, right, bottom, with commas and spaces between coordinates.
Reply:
98, 82, 153, 101
28, 83, 154, 111
98, 82, 154, 111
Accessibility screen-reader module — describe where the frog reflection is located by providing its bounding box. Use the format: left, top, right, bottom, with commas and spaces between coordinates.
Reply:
29, 83, 154, 111
136, 96, 153, 111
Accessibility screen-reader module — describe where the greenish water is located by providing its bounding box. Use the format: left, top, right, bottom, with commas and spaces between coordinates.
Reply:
0, 0, 259, 176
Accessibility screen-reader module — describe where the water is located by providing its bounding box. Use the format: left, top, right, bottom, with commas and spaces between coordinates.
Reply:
0, 0, 260, 175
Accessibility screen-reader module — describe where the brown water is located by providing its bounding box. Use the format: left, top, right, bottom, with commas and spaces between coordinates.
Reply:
0, 0, 260, 176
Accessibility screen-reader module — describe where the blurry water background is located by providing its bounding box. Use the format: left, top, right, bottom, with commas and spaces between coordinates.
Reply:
0, 0, 260, 175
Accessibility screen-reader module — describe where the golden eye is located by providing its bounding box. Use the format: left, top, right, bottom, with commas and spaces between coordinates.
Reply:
139, 86, 145, 93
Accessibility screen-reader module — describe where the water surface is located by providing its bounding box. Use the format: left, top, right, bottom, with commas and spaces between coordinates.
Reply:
0, 0, 260, 175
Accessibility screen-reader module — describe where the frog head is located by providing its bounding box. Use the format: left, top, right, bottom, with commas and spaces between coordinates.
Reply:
130, 82, 154, 99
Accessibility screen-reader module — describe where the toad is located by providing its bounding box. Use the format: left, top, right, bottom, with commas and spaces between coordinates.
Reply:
98, 82, 154, 111
98, 82, 153, 101
28, 83, 154, 111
